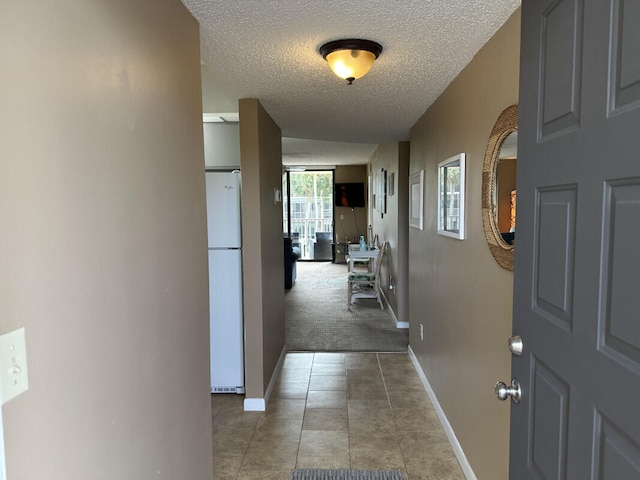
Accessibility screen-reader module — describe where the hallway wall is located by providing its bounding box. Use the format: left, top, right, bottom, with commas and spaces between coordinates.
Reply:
335, 165, 368, 244
369, 143, 410, 325
239, 99, 286, 404
0, 1, 212, 478
408, 8, 521, 480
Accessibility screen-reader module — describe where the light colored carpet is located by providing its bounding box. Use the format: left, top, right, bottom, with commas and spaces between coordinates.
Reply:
289, 469, 406, 480
285, 262, 408, 352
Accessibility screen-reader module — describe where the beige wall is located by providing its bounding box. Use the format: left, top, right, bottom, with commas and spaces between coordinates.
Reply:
204, 123, 242, 169
0, 2, 213, 478
239, 99, 285, 401
202, 66, 242, 114
335, 165, 368, 244
409, 9, 521, 480
369, 143, 410, 324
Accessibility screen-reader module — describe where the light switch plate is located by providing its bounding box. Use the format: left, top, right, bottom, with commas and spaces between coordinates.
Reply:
0, 327, 29, 405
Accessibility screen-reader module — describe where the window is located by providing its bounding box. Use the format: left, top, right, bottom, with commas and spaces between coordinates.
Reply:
437, 153, 466, 240
282, 170, 334, 260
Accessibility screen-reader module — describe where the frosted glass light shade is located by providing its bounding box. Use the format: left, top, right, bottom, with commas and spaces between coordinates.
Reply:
325, 49, 376, 83
319, 39, 382, 85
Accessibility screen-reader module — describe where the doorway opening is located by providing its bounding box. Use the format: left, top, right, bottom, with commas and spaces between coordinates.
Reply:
283, 170, 334, 261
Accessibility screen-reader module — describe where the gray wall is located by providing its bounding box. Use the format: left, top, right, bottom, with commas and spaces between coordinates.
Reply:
408, 9, 521, 480
0, 1, 213, 478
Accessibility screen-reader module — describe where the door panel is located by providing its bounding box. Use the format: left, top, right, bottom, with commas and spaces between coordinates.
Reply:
594, 414, 640, 478
539, 0, 584, 138
512, 0, 640, 478
530, 358, 570, 480
534, 186, 577, 330
610, 0, 640, 112
600, 179, 640, 369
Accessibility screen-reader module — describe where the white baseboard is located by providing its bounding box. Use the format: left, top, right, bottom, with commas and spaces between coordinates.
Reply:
0, 404, 6, 480
381, 290, 409, 329
243, 397, 266, 411
408, 346, 477, 480
243, 344, 287, 412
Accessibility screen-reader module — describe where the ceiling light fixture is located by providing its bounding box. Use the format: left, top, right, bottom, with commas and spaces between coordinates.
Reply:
319, 39, 382, 85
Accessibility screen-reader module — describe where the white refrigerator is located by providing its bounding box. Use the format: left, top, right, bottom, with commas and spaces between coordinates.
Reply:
206, 171, 245, 394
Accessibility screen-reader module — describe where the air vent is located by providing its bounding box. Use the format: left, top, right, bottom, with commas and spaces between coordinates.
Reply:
212, 386, 245, 394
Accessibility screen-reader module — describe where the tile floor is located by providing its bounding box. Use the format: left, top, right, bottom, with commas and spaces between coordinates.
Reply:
212, 352, 465, 480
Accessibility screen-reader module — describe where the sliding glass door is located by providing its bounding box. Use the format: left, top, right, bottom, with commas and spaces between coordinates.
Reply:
283, 170, 334, 261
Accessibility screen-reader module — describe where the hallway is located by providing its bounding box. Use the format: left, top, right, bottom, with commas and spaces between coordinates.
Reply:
285, 262, 408, 352
212, 352, 465, 480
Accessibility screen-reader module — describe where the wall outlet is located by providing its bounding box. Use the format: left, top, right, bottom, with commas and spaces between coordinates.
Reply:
340, 214, 344, 220
419, 324, 424, 341
0, 327, 29, 405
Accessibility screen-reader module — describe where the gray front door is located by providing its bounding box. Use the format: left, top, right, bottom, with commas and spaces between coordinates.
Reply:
511, 0, 640, 478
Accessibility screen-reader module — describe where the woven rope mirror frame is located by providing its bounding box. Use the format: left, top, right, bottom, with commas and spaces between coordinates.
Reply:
481, 104, 518, 271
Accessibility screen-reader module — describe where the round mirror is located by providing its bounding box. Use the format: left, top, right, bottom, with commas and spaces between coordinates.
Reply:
482, 104, 518, 271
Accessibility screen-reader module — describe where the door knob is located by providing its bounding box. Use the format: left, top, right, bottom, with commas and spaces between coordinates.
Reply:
508, 335, 523, 356
495, 379, 521, 403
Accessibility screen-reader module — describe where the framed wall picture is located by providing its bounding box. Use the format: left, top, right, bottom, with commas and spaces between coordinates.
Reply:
382, 168, 387, 214
375, 168, 387, 216
437, 153, 466, 239
409, 170, 424, 230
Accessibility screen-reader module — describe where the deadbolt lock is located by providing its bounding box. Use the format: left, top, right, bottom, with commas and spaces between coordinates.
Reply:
508, 335, 523, 356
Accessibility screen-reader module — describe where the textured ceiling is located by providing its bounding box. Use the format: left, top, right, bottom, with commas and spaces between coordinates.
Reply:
182, 0, 520, 164
281, 138, 377, 167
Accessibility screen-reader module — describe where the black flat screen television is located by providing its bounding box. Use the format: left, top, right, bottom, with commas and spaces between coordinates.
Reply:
334, 182, 365, 208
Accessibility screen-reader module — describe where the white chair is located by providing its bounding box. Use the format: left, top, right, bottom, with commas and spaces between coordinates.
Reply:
345, 256, 372, 272
347, 241, 387, 310
346, 243, 373, 272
